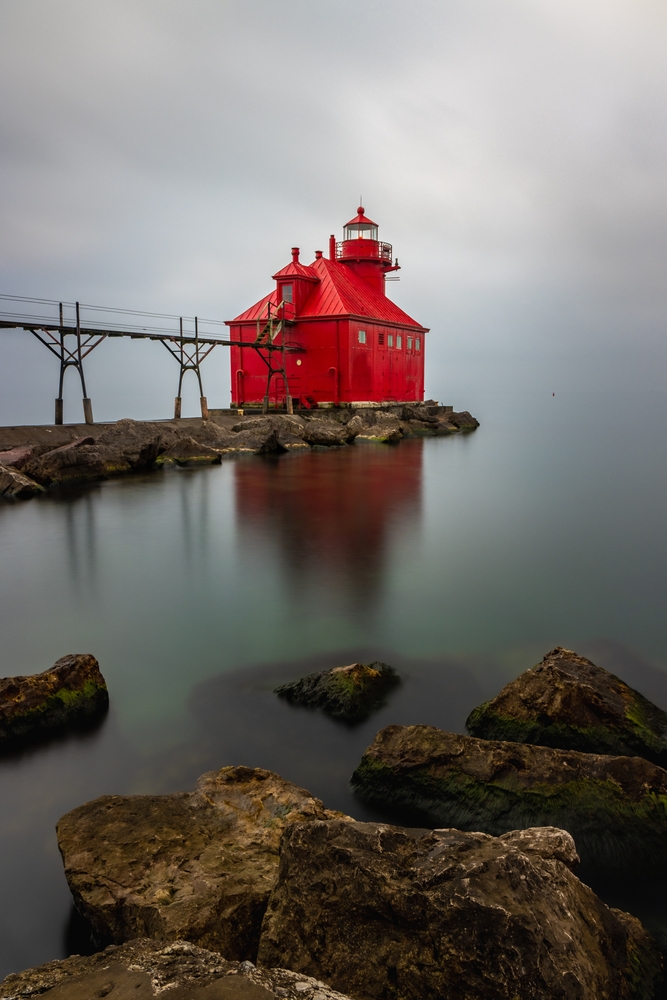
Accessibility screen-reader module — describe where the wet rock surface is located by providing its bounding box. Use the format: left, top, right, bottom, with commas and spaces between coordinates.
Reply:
467, 646, 667, 766
0, 939, 353, 999
57, 766, 346, 961
351, 724, 667, 872
258, 818, 662, 1000
0, 654, 108, 747
275, 662, 400, 724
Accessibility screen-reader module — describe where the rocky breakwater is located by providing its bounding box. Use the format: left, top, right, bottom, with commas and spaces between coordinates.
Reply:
56, 765, 346, 961
258, 819, 661, 1000
0, 654, 108, 748
0, 939, 354, 1000
275, 661, 400, 724
0, 405, 479, 498
467, 646, 667, 766
351, 724, 667, 873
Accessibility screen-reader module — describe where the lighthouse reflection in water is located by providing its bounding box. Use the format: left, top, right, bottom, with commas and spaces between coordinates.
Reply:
233, 441, 423, 614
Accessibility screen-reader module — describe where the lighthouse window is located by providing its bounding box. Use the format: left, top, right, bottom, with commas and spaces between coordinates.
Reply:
282, 284, 293, 303
416, 337, 421, 351
407, 337, 413, 351
387, 334, 394, 348
396, 335, 402, 350
358, 329, 366, 344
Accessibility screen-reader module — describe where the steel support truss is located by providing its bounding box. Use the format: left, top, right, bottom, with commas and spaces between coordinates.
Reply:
160, 317, 215, 419
29, 302, 106, 424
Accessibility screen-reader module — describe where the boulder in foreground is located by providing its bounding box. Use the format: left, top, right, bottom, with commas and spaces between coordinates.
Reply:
57, 766, 345, 961
0, 654, 108, 746
0, 938, 353, 1000
351, 724, 667, 872
466, 646, 667, 766
275, 661, 400, 723
258, 818, 661, 1000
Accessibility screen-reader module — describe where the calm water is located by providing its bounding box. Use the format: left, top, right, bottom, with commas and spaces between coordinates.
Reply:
2, 391, 667, 977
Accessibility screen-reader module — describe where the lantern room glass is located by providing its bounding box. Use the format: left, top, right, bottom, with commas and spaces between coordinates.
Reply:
344, 222, 378, 241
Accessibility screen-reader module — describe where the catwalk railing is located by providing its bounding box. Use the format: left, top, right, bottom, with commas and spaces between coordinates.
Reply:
0, 294, 303, 422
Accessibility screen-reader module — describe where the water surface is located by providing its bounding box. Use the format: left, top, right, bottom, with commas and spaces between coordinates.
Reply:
2, 391, 667, 976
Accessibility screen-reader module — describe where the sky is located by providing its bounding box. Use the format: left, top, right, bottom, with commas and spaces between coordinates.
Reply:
1, 0, 667, 423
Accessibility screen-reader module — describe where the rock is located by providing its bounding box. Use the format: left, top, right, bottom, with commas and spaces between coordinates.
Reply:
350, 724, 667, 872
157, 436, 222, 466
22, 437, 106, 485
95, 418, 162, 470
275, 662, 400, 724
231, 416, 309, 452
0, 463, 44, 498
354, 414, 403, 444
20, 421, 164, 484
446, 409, 479, 429
0, 445, 33, 468
223, 428, 285, 455
0, 654, 108, 746
258, 818, 662, 1000
0, 938, 354, 1000
302, 421, 348, 447
341, 414, 364, 440
467, 646, 667, 766
57, 766, 346, 960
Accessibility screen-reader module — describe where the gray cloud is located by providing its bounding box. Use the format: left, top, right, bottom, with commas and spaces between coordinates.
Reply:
2, 0, 667, 422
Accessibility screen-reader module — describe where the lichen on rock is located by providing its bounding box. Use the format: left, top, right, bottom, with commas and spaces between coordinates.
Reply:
275, 661, 400, 724
466, 646, 667, 766
0, 653, 108, 746
351, 724, 667, 872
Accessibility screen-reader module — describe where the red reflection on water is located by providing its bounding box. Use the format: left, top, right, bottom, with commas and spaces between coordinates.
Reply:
234, 441, 424, 604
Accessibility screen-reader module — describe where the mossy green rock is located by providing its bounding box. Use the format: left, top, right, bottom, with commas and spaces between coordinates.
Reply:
0, 653, 108, 745
275, 661, 400, 724
351, 724, 667, 872
466, 647, 667, 765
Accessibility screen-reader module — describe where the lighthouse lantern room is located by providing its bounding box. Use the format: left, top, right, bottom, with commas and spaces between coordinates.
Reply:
226, 207, 428, 409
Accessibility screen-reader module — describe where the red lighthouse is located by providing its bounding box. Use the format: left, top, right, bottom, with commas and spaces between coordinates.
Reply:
226, 207, 428, 410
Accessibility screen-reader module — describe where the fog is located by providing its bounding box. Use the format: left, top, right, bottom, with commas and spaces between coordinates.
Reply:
2, 0, 667, 423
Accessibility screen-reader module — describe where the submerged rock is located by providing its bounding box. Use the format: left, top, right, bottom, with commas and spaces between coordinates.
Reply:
0, 462, 44, 498
0, 938, 354, 1000
57, 766, 345, 961
275, 662, 400, 724
0, 654, 107, 746
467, 646, 667, 766
258, 818, 662, 1000
351, 724, 667, 872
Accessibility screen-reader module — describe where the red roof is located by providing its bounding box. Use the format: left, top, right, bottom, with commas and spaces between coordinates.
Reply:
300, 257, 426, 329
271, 260, 318, 282
228, 256, 427, 331
230, 289, 279, 323
345, 205, 378, 228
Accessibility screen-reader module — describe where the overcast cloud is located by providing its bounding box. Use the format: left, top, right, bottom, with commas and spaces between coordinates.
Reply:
1, 0, 667, 423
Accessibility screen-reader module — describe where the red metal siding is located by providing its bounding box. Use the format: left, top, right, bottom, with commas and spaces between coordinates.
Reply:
226, 212, 429, 407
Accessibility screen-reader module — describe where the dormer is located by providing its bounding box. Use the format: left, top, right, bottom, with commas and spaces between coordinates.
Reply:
272, 248, 319, 318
